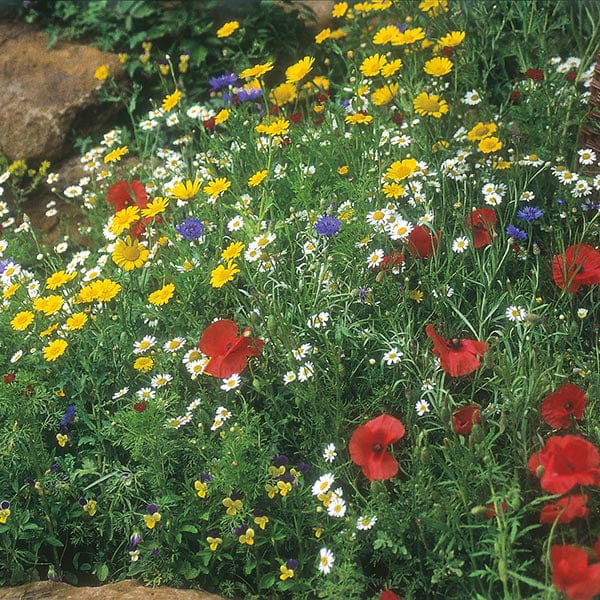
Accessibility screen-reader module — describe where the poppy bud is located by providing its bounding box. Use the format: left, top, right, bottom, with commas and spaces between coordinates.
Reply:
498, 558, 507, 582
470, 422, 485, 443
420, 447, 430, 464
439, 405, 451, 426
470, 505, 489, 517
252, 378, 261, 393
535, 465, 544, 478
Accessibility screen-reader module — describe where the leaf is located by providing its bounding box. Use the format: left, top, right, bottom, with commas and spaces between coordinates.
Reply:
45, 536, 64, 547
259, 573, 276, 589
96, 563, 109, 582
180, 525, 198, 534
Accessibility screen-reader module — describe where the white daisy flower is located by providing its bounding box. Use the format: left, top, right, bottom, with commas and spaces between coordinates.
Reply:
318, 548, 335, 574
452, 237, 469, 253
311, 473, 334, 496
415, 399, 431, 416
323, 443, 337, 463
220, 374, 241, 391
356, 515, 377, 530
383, 348, 403, 365
505, 306, 526, 322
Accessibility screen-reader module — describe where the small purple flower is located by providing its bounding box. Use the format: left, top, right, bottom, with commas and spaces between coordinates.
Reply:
0, 500, 10, 510
146, 503, 158, 514
233, 524, 248, 536
0, 259, 12, 275
296, 462, 310, 473
286, 558, 298, 570
280, 473, 295, 483
314, 216, 341, 236
200, 472, 213, 483
357, 287, 370, 303
516, 206, 543, 221
273, 454, 288, 467
129, 532, 142, 549
208, 72, 238, 92
176, 218, 204, 240
151, 547, 160, 557
505, 225, 528, 241
78, 497, 87, 507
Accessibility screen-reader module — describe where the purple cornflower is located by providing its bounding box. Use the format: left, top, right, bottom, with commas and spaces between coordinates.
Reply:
516, 206, 544, 221
208, 72, 238, 92
314, 216, 341, 236
357, 287, 370, 303
0, 259, 12, 274
176, 218, 204, 240
505, 225, 528, 241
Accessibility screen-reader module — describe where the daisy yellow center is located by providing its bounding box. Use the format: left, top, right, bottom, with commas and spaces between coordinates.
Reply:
121, 245, 142, 261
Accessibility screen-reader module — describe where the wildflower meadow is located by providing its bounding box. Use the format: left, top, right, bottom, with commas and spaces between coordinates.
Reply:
1, 1, 600, 599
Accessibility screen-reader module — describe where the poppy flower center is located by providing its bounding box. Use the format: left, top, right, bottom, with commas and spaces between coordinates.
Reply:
564, 402, 572, 411
372, 443, 383, 453
448, 338, 462, 349
225, 342, 233, 350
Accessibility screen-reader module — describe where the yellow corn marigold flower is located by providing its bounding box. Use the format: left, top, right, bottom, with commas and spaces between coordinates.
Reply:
46, 270, 77, 290
255, 117, 290, 136
134, 356, 154, 372
439, 31, 465, 47
394, 27, 426, 46
162, 89, 182, 112
103, 146, 128, 164
214, 108, 230, 125
109, 205, 140, 236
409, 289, 425, 303
94, 65, 109, 81
479, 136, 503, 154
239, 62, 273, 80
467, 122, 497, 141
216, 20, 239, 38
56, 433, 68, 447
148, 282, 175, 306
493, 159, 512, 170
381, 58, 403, 77
359, 53, 387, 77
315, 27, 332, 44
3, 283, 20, 299
419, 0, 448, 15
413, 92, 448, 118
248, 170, 268, 187
40, 323, 58, 337
112, 236, 150, 271
211, 260, 240, 288
171, 179, 201, 200
221, 241, 245, 261
270, 82, 297, 105
371, 83, 398, 106
43, 339, 68, 362
385, 158, 417, 182
11, 311, 35, 331
332, 1, 348, 17
285, 56, 315, 84
33, 295, 64, 316
382, 182, 406, 198
338, 165, 349, 175
141, 196, 169, 218
204, 177, 231, 199
373, 24, 401, 45
65, 312, 88, 331
345, 113, 373, 125
90, 279, 122, 303
424, 56, 453, 77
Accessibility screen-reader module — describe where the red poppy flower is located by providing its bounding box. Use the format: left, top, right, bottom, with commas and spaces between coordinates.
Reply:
525, 68, 544, 81
349, 414, 405, 481
540, 494, 588, 524
552, 244, 600, 293
509, 90, 522, 104
406, 225, 440, 258
551, 544, 600, 600
380, 591, 402, 600
541, 383, 587, 429
378, 250, 404, 271
452, 404, 481, 436
3, 373, 15, 384
289, 112, 302, 124
133, 401, 147, 413
203, 116, 216, 131
425, 324, 489, 377
528, 435, 600, 494
199, 319, 264, 379
466, 207, 497, 249
486, 500, 508, 519
106, 180, 148, 212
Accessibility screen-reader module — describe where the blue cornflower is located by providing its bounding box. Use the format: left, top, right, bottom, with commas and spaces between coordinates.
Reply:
208, 71, 238, 92
176, 218, 204, 240
60, 404, 75, 430
516, 206, 544, 221
0, 258, 12, 274
505, 225, 528, 241
314, 216, 341, 236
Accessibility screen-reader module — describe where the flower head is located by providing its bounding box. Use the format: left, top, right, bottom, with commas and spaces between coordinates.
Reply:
314, 216, 341, 236
466, 207, 497, 248
551, 544, 600, 600
552, 244, 600, 293
425, 324, 488, 377
452, 404, 481, 436
176, 218, 204, 240
198, 319, 263, 378
541, 383, 587, 429
349, 413, 405, 481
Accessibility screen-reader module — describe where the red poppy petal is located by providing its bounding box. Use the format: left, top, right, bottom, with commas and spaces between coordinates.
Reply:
367, 413, 406, 446
362, 450, 398, 482
440, 351, 482, 377
199, 319, 239, 356
348, 424, 373, 467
